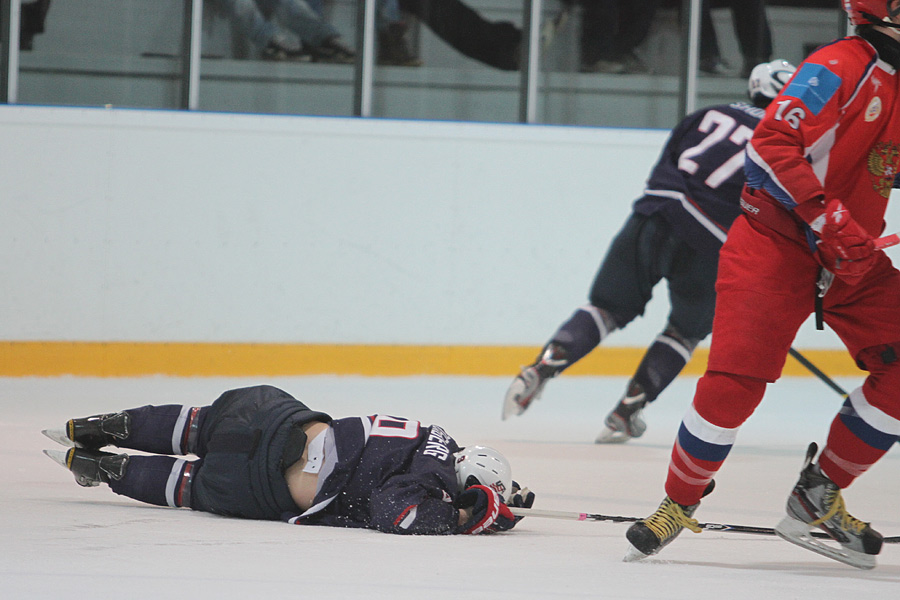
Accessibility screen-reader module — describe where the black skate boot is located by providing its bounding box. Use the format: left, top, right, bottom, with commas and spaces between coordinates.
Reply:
624, 481, 715, 561
42, 412, 131, 449
595, 381, 647, 444
502, 343, 568, 419
43, 447, 130, 487
774, 442, 883, 569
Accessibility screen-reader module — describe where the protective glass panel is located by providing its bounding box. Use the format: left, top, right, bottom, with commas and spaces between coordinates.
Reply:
539, 0, 846, 130
197, 0, 357, 116
17, 0, 186, 109
369, 0, 523, 122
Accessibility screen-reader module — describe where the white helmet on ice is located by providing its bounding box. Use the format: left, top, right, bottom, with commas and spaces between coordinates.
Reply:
747, 59, 796, 108
454, 445, 513, 499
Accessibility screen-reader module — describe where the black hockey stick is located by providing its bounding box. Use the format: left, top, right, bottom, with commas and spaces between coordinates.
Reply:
508, 507, 900, 543
788, 347, 849, 399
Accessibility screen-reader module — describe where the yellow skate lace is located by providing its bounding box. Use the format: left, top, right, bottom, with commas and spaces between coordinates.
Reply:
644, 498, 702, 540
809, 488, 867, 534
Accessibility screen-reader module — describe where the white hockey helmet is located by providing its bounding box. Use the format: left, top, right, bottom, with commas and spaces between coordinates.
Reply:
454, 445, 513, 499
747, 59, 796, 108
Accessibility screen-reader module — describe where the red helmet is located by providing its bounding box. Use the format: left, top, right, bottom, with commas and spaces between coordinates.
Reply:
844, 0, 900, 26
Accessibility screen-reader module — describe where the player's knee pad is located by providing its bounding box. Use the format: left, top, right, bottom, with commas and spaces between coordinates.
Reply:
693, 371, 767, 429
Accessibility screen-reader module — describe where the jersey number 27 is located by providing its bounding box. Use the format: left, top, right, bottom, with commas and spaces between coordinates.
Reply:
677, 110, 754, 189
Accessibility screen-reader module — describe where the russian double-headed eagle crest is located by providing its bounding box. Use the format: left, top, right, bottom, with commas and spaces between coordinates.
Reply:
867, 141, 900, 198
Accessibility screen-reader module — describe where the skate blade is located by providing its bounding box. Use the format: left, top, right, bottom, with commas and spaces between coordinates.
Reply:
43, 448, 70, 469
775, 515, 876, 570
594, 426, 631, 444
42, 427, 78, 448
43, 448, 101, 487
623, 543, 650, 562
501, 395, 524, 420
502, 377, 536, 420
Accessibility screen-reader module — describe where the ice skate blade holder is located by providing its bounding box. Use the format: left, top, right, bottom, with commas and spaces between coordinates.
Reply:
775, 515, 876, 570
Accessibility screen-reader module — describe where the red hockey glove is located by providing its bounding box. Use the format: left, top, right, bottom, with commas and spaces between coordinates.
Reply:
455, 485, 517, 534
795, 198, 876, 284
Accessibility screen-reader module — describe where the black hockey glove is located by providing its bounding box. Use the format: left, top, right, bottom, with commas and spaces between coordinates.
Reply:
504, 481, 535, 526
506, 481, 535, 509
455, 484, 517, 534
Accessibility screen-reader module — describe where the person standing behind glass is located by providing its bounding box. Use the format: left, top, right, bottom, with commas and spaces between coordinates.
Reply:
579, 0, 663, 74
215, 0, 356, 63
699, 0, 772, 77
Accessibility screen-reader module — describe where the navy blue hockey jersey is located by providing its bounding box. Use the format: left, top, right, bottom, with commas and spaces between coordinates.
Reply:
633, 101, 766, 255
284, 415, 463, 535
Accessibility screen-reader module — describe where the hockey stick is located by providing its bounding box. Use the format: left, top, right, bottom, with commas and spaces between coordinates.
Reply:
787, 347, 848, 399
508, 507, 900, 543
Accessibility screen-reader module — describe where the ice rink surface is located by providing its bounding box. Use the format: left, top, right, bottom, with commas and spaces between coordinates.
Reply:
3, 374, 900, 599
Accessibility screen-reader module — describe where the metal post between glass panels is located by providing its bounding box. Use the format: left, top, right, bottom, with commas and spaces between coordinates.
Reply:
678, 0, 702, 120
180, 0, 203, 110
1, 0, 20, 104
518, 0, 542, 123
354, 0, 377, 117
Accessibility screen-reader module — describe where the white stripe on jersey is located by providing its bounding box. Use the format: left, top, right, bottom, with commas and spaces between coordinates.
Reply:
399, 506, 418, 530
643, 188, 727, 243
745, 144, 799, 207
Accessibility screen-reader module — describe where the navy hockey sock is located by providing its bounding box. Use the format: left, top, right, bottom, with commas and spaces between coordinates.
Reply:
549, 305, 616, 365
108, 455, 196, 508
631, 332, 693, 403
123, 405, 207, 455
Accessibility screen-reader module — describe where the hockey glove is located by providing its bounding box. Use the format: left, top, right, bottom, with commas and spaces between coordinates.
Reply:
507, 481, 535, 509
795, 198, 876, 284
455, 484, 517, 534
505, 481, 535, 526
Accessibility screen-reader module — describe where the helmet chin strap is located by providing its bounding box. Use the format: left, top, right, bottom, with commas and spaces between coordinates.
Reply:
861, 3, 900, 28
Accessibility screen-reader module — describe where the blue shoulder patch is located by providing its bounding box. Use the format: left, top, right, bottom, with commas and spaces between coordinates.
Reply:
782, 63, 842, 115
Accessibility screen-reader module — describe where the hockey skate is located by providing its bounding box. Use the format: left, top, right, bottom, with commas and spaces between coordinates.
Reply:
774, 442, 883, 570
624, 481, 715, 562
42, 412, 130, 449
502, 343, 568, 420
43, 447, 129, 487
595, 382, 647, 444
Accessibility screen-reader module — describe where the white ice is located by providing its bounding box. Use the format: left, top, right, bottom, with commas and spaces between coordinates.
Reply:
3, 374, 899, 599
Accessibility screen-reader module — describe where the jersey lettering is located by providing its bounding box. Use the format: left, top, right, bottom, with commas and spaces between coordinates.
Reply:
369, 415, 420, 439
773, 99, 806, 129
677, 110, 753, 190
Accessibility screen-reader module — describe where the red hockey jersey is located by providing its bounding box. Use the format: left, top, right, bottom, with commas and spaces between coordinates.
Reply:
745, 34, 900, 237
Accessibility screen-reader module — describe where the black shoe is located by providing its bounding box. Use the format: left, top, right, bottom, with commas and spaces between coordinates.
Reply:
378, 23, 423, 67
309, 36, 356, 64
44, 448, 130, 487
262, 33, 308, 61
699, 56, 733, 77
43, 412, 131, 449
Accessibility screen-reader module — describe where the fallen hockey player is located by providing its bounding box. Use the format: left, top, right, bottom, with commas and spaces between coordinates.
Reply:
44, 384, 533, 535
